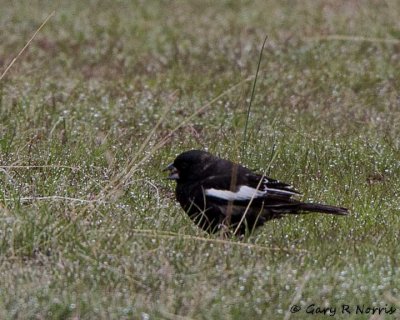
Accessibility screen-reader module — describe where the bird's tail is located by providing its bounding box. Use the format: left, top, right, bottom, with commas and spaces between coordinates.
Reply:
298, 202, 348, 215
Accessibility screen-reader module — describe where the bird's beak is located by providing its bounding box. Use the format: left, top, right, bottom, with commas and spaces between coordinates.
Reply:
164, 163, 179, 180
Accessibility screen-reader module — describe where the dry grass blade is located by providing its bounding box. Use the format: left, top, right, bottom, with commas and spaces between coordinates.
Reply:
98, 91, 178, 201
307, 34, 400, 44
284, 270, 311, 320
0, 11, 55, 81
98, 75, 254, 202
5, 196, 106, 204
233, 173, 267, 236
0, 165, 82, 170
130, 229, 308, 253
137, 74, 256, 164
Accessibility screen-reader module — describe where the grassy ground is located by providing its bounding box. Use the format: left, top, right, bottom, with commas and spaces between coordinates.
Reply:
1, 0, 400, 319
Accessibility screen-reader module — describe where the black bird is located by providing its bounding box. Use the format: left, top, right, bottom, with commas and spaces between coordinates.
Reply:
165, 150, 348, 235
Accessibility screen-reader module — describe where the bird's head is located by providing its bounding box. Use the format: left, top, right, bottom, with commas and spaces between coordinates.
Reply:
164, 150, 214, 182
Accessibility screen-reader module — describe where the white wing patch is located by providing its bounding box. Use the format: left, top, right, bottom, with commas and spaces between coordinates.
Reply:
205, 186, 267, 201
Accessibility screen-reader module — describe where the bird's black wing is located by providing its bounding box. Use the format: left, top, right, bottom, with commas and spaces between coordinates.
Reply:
198, 172, 300, 207
203, 159, 300, 195
244, 172, 301, 197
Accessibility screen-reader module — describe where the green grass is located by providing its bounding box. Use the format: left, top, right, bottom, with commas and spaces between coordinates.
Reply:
1, 0, 400, 319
